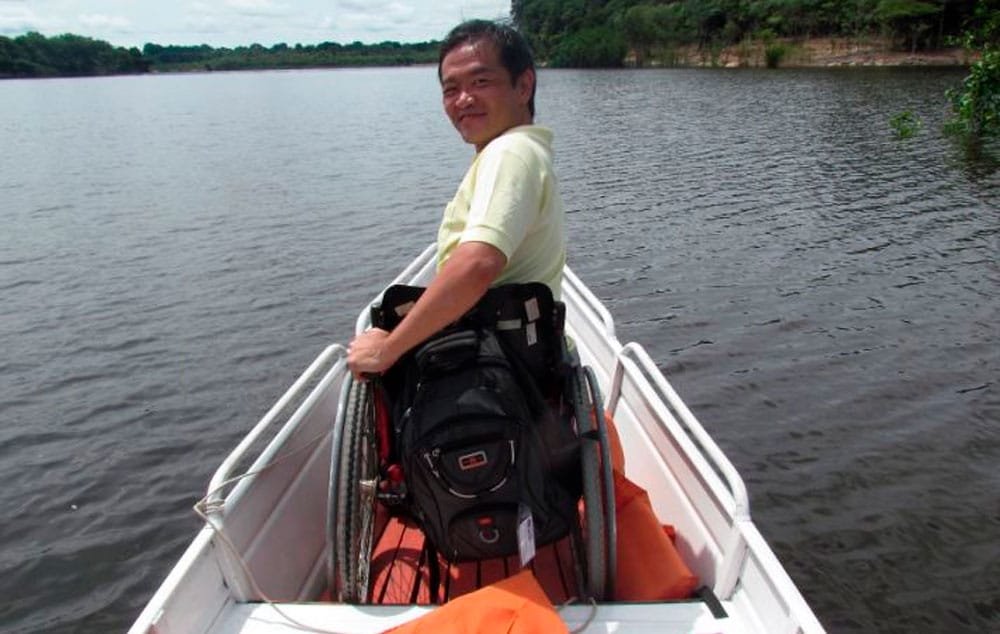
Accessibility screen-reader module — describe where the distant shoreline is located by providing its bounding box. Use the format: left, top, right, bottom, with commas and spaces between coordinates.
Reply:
1, 34, 974, 81
624, 37, 973, 69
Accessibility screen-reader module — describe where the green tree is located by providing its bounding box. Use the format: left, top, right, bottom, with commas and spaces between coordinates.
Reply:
946, 0, 1000, 137
621, 5, 660, 66
876, 0, 942, 52
550, 25, 627, 67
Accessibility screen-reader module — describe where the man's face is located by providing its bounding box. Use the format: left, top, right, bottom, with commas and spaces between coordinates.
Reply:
440, 40, 534, 152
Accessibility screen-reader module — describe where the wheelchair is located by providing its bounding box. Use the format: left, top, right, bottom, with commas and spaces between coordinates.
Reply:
327, 283, 617, 604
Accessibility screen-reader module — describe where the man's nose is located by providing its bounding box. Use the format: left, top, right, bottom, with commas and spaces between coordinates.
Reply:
456, 89, 474, 107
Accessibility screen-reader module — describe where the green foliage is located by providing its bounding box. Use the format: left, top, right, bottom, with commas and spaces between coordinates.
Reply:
765, 43, 790, 67
513, 0, 983, 67
875, 0, 941, 52
0, 32, 148, 78
620, 2, 695, 66
142, 40, 438, 71
889, 110, 922, 138
945, 1, 1000, 138
549, 26, 627, 67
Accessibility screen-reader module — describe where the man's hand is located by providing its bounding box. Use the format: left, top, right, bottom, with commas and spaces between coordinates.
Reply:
347, 327, 397, 379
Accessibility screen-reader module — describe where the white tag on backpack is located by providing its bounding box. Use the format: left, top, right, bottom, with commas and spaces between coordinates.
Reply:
517, 503, 536, 567
524, 298, 540, 322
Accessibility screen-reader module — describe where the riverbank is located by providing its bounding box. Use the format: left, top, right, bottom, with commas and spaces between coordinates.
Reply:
640, 37, 972, 69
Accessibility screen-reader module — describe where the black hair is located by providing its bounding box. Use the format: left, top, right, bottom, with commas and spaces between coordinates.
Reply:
438, 19, 536, 116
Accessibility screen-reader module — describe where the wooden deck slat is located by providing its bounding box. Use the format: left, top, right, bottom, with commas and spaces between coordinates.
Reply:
555, 535, 580, 599
530, 541, 569, 604
444, 561, 479, 600
477, 555, 507, 588
371, 516, 423, 604
369, 515, 403, 604
366, 510, 580, 606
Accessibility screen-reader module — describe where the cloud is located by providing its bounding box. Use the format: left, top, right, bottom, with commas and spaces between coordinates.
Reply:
335, 0, 393, 12
0, 4, 44, 35
223, 0, 291, 17
78, 14, 132, 32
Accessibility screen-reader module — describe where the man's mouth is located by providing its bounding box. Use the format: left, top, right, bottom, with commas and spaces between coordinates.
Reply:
458, 112, 485, 124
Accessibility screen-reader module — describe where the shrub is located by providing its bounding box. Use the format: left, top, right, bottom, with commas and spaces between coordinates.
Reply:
889, 110, 922, 138
765, 43, 789, 68
946, 48, 1000, 138
944, 0, 1000, 139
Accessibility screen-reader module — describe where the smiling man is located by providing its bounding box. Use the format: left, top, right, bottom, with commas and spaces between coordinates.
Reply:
348, 19, 565, 378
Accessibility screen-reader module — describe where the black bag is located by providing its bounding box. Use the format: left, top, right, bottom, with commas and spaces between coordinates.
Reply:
377, 285, 579, 563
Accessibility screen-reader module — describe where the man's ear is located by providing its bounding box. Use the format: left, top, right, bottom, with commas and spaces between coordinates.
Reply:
516, 68, 535, 106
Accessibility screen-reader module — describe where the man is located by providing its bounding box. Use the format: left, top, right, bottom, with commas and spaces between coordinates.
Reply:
347, 20, 565, 378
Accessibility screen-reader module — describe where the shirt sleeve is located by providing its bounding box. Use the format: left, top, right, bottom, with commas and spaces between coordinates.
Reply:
459, 142, 544, 259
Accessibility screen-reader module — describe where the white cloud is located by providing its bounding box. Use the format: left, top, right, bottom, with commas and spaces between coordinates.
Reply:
223, 0, 291, 17
0, 4, 45, 35
78, 14, 131, 32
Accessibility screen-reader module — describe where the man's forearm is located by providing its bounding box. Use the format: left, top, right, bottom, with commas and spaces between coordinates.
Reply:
384, 241, 506, 362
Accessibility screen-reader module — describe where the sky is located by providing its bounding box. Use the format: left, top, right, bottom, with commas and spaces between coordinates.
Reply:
0, 0, 513, 48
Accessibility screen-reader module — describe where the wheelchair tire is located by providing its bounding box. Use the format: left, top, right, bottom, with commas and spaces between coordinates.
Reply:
332, 377, 378, 603
584, 366, 617, 600
571, 365, 609, 600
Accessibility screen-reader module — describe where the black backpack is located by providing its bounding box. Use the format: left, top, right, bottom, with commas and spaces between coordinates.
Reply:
373, 284, 580, 563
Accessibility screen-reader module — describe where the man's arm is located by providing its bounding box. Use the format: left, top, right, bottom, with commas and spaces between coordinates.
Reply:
347, 241, 506, 377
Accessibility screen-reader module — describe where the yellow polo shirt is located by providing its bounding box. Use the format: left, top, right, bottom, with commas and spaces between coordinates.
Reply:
437, 125, 566, 298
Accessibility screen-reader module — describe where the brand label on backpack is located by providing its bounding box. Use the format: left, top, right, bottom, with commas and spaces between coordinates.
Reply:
458, 450, 488, 471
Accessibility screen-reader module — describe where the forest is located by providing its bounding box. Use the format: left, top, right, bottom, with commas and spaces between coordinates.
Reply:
0, 33, 438, 78
139, 40, 439, 72
0, 32, 148, 77
512, 0, 990, 67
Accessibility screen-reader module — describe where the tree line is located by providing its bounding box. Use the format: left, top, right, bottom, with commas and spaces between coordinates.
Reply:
141, 40, 438, 71
0, 32, 148, 77
0, 32, 439, 78
512, 0, 990, 67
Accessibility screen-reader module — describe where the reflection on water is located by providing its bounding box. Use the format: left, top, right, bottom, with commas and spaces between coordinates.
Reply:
949, 135, 1000, 182
0, 66, 996, 633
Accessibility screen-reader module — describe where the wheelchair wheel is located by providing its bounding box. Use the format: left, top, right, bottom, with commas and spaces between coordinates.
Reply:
584, 366, 617, 599
570, 364, 616, 600
330, 377, 378, 603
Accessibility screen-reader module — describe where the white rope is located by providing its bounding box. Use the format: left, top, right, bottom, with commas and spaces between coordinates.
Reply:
192, 429, 347, 633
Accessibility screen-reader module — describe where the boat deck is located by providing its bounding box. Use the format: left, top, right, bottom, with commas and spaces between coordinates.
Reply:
203, 512, 744, 634
367, 513, 578, 605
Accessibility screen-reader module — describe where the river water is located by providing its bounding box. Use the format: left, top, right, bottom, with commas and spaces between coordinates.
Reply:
1, 66, 996, 633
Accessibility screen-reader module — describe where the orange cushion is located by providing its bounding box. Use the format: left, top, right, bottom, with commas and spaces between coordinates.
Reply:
381, 569, 568, 634
613, 471, 699, 601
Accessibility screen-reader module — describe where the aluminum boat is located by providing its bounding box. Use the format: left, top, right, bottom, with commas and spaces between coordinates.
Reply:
129, 244, 826, 634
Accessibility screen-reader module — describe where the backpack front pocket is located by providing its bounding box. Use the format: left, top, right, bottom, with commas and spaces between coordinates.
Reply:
419, 417, 517, 498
